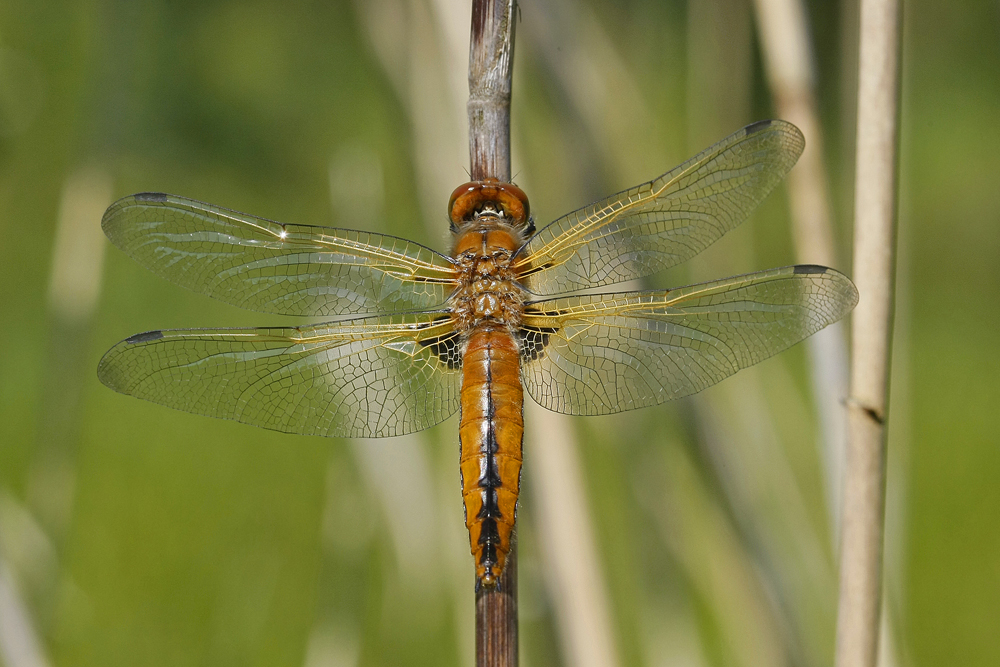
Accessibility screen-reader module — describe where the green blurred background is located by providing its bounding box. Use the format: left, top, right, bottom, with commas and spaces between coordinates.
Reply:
0, 0, 997, 666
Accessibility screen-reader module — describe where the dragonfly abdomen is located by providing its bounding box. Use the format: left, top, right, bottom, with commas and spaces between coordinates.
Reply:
459, 325, 523, 587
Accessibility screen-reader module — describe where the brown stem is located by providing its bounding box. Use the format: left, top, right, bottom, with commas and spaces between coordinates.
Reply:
476, 536, 518, 667
469, 1, 519, 665
468, 0, 517, 182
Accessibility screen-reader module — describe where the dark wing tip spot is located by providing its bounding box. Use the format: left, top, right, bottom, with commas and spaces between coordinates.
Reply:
793, 264, 828, 275
134, 192, 168, 202
745, 119, 774, 135
126, 330, 164, 344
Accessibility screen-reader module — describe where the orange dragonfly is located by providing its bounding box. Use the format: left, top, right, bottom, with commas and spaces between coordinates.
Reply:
98, 120, 857, 587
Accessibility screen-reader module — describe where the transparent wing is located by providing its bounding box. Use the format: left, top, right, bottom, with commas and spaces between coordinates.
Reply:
515, 120, 805, 294
97, 313, 462, 438
102, 193, 457, 316
519, 265, 857, 415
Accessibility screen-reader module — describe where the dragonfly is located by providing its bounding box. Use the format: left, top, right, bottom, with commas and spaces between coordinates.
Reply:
98, 119, 858, 588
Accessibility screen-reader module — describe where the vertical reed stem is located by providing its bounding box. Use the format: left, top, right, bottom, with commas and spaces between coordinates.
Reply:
468, 0, 516, 183
469, 1, 518, 666
835, 0, 901, 665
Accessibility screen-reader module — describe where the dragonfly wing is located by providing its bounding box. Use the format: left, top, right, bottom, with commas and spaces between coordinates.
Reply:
98, 313, 462, 438
519, 265, 857, 415
103, 193, 456, 316
516, 120, 804, 294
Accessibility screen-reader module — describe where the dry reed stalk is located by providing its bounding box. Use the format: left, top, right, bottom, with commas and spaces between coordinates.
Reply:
835, 0, 902, 665
468, 1, 519, 665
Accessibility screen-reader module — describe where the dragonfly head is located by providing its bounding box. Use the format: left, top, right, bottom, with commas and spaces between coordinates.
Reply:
448, 178, 531, 232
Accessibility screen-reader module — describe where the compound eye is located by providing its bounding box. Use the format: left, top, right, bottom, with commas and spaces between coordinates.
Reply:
494, 182, 529, 224
448, 182, 480, 224
448, 179, 531, 226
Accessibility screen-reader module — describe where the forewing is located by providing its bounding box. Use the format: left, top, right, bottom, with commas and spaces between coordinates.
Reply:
516, 120, 805, 293
102, 193, 456, 316
98, 313, 462, 438
519, 266, 857, 415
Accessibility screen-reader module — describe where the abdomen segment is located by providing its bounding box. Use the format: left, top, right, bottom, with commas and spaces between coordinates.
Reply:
459, 326, 523, 587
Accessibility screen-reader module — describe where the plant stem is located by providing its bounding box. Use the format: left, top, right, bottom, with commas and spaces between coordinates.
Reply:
835, 0, 901, 664
468, 0, 516, 183
468, 1, 519, 666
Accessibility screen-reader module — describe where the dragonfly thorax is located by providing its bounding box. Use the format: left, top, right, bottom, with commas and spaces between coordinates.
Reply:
450, 221, 525, 334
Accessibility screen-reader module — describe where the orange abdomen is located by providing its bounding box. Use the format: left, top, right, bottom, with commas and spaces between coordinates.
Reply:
459, 326, 523, 587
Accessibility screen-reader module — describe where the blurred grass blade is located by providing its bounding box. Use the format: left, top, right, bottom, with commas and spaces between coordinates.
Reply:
752, 0, 852, 544
525, 403, 619, 667
0, 559, 50, 667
